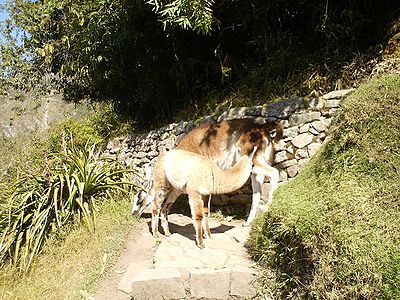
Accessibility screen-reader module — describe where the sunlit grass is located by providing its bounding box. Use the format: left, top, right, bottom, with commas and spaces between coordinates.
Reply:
0, 198, 138, 300
248, 74, 400, 299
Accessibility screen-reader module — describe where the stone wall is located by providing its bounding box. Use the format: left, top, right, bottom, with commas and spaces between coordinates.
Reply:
104, 89, 354, 206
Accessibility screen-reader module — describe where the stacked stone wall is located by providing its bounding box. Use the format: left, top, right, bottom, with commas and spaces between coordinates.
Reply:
104, 89, 354, 206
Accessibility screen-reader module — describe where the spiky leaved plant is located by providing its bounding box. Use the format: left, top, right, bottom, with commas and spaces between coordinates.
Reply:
0, 136, 137, 271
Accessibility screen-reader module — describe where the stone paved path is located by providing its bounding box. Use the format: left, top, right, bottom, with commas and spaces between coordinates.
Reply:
113, 213, 261, 300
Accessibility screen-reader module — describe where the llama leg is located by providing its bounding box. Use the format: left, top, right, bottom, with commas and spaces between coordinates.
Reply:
252, 163, 280, 205
244, 173, 264, 227
151, 200, 161, 238
202, 195, 212, 238
151, 189, 168, 238
188, 192, 204, 248
160, 189, 180, 236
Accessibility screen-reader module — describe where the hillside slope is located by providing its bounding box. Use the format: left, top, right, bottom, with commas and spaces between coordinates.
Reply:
248, 74, 400, 299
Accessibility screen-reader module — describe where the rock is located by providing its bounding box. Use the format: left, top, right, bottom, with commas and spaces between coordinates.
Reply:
160, 132, 169, 140
309, 127, 319, 135
325, 100, 342, 108
148, 150, 159, 157
308, 97, 325, 110
230, 266, 258, 298
219, 107, 249, 121
274, 139, 287, 151
130, 269, 186, 300
322, 88, 355, 100
166, 123, 178, 131
279, 170, 288, 182
163, 137, 176, 150
284, 126, 299, 138
298, 158, 310, 172
190, 269, 230, 299
134, 151, 148, 159
185, 121, 196, 132
291, 133, 314, 148
289, 111, 321, 126
295, 149, 309, 159
175, 120, 188, 135
274, 151, 288, 163
311, 120, 328, 132
265, 97, 306, 118
279, 159, 297, 168
199, 115, 215, 124
247, 106, 263, 116
299, 123, 310, 133
287, 164, 299, 177
318, 131, 327, 141
308, 142, 322, 157
282, 120, 290, 128
287, 145, 295, 154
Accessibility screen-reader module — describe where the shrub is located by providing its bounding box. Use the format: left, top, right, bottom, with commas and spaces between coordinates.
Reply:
0, 136, 137, 271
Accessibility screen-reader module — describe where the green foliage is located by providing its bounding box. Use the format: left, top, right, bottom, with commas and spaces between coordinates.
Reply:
147, 0, 215, 34
1, 0, 398, 126
0, 136, 137, 271
248, 74, 400, 299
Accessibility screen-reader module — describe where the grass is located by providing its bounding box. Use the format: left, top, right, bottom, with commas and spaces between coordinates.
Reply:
0, 197, 138, 299
248, 74, 400, 299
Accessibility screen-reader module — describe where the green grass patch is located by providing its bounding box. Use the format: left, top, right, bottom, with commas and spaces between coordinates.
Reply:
0, 197, 138, 299
248, 74, 400, 299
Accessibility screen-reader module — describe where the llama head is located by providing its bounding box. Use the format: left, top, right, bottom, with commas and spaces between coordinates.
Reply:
131, 184, 154, 216
131, 165, 153, 216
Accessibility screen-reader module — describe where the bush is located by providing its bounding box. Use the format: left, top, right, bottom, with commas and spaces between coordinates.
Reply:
248, 74, 400, 299
2, 0, 398, 125
0, 136, 137, 271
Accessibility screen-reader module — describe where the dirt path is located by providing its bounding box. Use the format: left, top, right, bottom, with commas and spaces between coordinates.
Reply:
92, 221, 157, 300
92, 213, 261, 300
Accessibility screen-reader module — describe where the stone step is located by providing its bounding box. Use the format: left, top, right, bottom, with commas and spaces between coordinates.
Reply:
129, 266, 258, 300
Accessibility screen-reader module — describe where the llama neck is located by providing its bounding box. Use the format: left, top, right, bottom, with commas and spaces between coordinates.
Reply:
210, 156, 252, 194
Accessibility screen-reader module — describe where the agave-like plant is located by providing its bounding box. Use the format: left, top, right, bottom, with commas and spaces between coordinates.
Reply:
0, 137, 138, 271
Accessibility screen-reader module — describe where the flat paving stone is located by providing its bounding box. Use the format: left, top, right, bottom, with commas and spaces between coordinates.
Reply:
130, 268, 186, 300
230, 266, 258, 298
190, 268, 231, 299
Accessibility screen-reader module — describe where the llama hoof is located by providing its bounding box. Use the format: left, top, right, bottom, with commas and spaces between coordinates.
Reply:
197, 242, 205, 249
164, 231, 172, 237
152, 233, 159, 238
242, 222, 251, 227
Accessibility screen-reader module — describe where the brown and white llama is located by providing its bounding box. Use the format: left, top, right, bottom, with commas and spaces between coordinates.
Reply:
148, 146, 256, 248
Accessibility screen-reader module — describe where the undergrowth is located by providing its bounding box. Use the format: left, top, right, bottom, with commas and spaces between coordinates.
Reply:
248, 74, 400, 299
0, 136, 136, 271
0, 197, 138, 299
